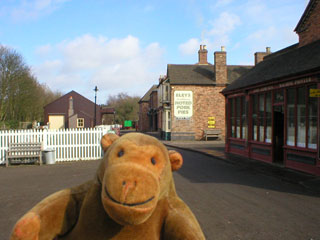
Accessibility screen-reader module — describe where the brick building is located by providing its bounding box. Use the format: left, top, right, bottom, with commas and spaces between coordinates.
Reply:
44, 91, 115, 129
138, 85, 157, 132
222, 0, 320, 175
140, 46, 252, 140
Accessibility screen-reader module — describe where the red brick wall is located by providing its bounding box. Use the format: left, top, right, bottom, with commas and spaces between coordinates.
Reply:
171, 85, 226, 140
299, 2, 320, 47
138, 102, 149, 132
214, 51, 227, 84
150, 91, 158, 109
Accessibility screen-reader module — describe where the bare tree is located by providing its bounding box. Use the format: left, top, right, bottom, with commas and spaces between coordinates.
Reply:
106, 93, 140, 124
0, 45, 61, 128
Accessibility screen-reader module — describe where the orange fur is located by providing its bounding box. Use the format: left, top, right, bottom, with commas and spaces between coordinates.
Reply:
10, 133, 205, 240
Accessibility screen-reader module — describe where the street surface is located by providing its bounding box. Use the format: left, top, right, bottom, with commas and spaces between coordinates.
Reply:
1, 147, 319, 240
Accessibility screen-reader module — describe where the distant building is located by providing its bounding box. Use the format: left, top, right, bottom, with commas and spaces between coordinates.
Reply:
138, 85, 157, 132
155, 45, 252, 140
222, 0, 320, 175
44, 90, 115, 129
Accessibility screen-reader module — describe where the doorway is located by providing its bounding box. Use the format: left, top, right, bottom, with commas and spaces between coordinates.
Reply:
273, 105, 284, 164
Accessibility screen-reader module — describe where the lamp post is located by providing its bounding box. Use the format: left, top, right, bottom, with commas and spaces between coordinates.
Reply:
94, 86, 98, 127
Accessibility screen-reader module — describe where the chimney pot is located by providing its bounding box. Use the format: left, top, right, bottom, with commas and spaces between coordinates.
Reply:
200, 45, 203, 50
221, 46, 226, 52
266, 47, 271, 53
203, 45, 207, 50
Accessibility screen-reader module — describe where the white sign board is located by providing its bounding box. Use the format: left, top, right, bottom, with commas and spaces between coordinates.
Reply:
174, 91, 193, 118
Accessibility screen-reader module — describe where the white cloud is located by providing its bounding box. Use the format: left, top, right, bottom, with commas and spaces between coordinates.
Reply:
33, 34, 165, 102
178, 38, 201, 56
245, 26, 298, 52
214, 0, 234, 7
7, 0, 69, 21
208, 12, 241, 36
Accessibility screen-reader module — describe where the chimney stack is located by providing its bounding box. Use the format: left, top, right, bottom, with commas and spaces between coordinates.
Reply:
214, 46, 227, 85
198, 45, 208, 65
68, 96, 74, 117
254, 47, 271, 65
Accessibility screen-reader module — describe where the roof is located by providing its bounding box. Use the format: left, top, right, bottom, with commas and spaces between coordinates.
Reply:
44, 90, 96, 108
295, 0, 318, 33
222, 39, 320, 94
139, 85, 157, 103
167, 64, 252, 85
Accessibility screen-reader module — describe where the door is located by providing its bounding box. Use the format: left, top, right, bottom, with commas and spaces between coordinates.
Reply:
273, 106, 284, 164
48, 115, 65, 129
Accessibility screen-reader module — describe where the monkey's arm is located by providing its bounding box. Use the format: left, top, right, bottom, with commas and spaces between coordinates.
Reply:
163, 197, 205, 240
10, 181, 91, 240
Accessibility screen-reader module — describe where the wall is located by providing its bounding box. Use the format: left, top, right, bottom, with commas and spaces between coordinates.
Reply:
171, 85, 226, 140
298, 2, 320, 46
44, 91, 101, 128
138, 101, 149, 132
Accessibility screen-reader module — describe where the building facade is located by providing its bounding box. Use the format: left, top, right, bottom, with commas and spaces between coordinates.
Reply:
222, 0, 320, 175
157, 46, 252, 140
44, 91, 114, 129
138, 85, 157, 132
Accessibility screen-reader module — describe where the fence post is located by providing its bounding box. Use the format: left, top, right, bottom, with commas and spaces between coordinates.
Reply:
42, 129, 47, 150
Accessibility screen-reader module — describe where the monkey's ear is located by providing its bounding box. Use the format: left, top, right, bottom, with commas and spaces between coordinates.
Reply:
101, 133, 119, 152
168, 150, 183, 171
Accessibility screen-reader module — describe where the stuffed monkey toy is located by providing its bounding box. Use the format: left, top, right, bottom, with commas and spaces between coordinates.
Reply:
10, 132, 205, 240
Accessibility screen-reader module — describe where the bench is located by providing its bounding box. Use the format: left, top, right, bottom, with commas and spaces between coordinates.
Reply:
204, 129, 222, 141
6, 142, 43, 167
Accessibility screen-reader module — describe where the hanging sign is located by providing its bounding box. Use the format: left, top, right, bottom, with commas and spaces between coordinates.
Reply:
174, 91, 193, 119
310, 89, 320, 97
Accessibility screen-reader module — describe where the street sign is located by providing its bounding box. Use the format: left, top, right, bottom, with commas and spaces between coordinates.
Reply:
309, 89, 320, 97
208, 116, 216, 128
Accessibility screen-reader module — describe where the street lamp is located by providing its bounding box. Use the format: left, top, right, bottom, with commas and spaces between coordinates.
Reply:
94, 86, 98, 127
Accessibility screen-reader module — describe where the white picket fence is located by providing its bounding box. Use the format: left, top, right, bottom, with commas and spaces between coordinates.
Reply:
0, 126, 119, 164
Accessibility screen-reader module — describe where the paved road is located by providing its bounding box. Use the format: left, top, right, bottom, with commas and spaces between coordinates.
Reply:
1, 147, 320, 240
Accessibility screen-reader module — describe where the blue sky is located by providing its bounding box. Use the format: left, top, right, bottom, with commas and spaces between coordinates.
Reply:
0, 0, 307, 104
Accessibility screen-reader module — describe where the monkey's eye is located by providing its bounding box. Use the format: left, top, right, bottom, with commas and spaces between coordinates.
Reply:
118, 150, 124, 157
151, 157, 156, 165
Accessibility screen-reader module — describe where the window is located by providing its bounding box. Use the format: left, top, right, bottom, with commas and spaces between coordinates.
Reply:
287, 88, 295, 146
167, 111, 171, 130
286, 85, 318, 149
297, 87, 306, 147
308, 85, 318, 149
252, 92, 271, 143
77, 118, 84, 128
229, 96, 246, 139
265, 92, 272, 143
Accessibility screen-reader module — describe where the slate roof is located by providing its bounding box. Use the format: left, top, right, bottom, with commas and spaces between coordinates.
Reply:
139, 85, 157, 103
222, 39, 320, 94
167, 64, 252, 85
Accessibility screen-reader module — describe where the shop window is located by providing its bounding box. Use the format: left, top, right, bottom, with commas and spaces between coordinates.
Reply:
286, 85, 318, 149
287, 88, 295, 146
308, 85, 318, 149
252, 92, 271, 143
274, 89, 284, 103
77, 118, 84, 128
265, 92, 272, 143
258, 94, 265, 142
229, 96, 246, 139
230, 98, 235, 137
252, 95, 258, 141
241, 96, 247, 139
297, 87, 306, 147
